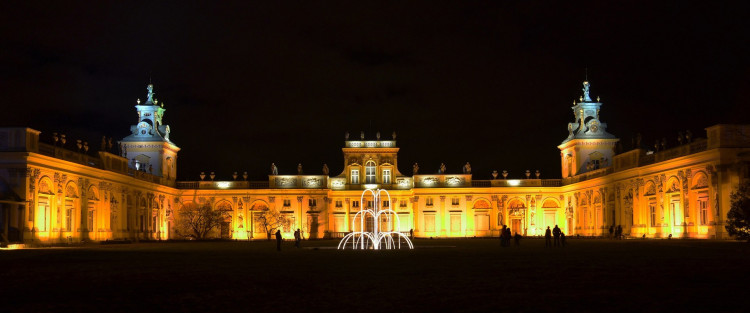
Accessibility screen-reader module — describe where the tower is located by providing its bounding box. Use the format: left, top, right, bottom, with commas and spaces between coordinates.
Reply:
120, 84, 180, 180
558, 80, 618, 178
339, 131, 403, 189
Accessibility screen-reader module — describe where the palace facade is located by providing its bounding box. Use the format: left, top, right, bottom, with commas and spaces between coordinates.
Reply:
1, 81, 749, 245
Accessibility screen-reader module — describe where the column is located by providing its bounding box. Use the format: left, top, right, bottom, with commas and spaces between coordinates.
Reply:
439, 196, 446, 237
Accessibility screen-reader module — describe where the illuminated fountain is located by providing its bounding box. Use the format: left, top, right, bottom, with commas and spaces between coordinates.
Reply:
338, 189, 414, 250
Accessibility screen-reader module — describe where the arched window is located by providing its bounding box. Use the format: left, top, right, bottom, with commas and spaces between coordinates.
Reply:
365, 161, 376, 184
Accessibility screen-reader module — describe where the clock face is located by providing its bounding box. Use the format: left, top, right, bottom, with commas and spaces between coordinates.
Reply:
137, 121, 151, 135
589, 120, 600, 133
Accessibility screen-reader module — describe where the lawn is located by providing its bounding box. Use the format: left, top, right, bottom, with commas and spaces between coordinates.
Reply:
1, 238, 748, 312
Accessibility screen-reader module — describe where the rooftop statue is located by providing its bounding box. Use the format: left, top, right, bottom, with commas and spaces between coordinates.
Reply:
463, 162, 471, 174
322, 163, 329, 176
146, 84, 155, 104
413, 163, 419, 175
582, 81, 592, 102
270, 163, 278, 175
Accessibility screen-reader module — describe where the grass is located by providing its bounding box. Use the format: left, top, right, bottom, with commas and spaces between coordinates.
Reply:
1, 238, 748, 312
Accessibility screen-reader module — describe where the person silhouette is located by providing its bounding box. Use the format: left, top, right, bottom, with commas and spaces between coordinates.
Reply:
514, 232, 521, 246
294, 228, 301, 248
275, 229, 282, 251
553, 225, 561, 246
545, 226, 552, 247
560, 231, 566, 247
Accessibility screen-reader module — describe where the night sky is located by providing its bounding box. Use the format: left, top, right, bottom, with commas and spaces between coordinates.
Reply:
1, 1, 749, 181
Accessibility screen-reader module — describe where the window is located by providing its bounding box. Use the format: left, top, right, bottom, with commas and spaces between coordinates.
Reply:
426, 197, 434, 207
283, 199, 291, 207
335, 200, 342, 208
365, 161, 376, 184
351, 169, 359, 184
424, 215, 435, 232
65, 202, 73, 232
38, 200, 48, 231
88, 209, 95, 232
670, 198, 681, 225
450, 215, 461, 232
367, 201, 374, 208
452, 197, 459, 206
400, 200, 407, 208
308, 199, 317, 207
699, 197, 708, 225
383, 201, 390, 208
352, 201, 360, 208
382, 169, 391, 184
649, 202, 657, 227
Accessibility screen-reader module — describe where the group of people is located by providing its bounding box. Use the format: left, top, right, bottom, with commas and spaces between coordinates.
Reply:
275, 228, 303, 251
499, 225, 522, 247
544, 225, 567, 247
608, 225, 624, 239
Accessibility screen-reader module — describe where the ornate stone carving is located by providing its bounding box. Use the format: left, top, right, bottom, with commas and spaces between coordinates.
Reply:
275, 177, 297, 187
65, 184, 77, 198
693, 175, 708, 189
445, 176, 464, 185
304, 178, 321, 187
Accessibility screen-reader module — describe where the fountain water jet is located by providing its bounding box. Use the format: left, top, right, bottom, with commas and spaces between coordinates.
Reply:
337, 189, 414, 250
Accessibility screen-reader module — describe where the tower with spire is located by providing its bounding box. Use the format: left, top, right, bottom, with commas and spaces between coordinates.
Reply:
120, 83, 180, 180
558, 80, 618, 178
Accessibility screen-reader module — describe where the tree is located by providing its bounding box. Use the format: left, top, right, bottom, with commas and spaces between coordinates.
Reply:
174, 202, 225, 240
256, 208, 289, 240
726, 182, 750, 241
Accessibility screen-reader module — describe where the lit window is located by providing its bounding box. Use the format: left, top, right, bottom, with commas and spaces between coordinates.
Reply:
383, 169, 391, 184
365, 161, 376, 184
65, 204, 73, 232
699, 197, 708, 225
351, 169, 359, 184
400, 200, 407, 208
452, 197, 459, 206
426, 198, 434, 207
649, 202, 657, 227
367, 201, 374, 208
383, 201, 390, 208
352, 201, 360, 208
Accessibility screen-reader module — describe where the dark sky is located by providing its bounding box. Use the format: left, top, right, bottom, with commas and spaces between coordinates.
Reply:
1, 1, 749, 181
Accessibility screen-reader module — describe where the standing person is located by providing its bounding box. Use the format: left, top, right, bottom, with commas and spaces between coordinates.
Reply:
609, 225, 615, 239
275, 229, 282, 251
514, 232, 521, 246
500, 225, 507, 247
553, 225, 561, 246
560, 231, 567, 247
616, 225, 623, 239
545, 226, 552, 247
294, 228, 301, 248
410, 228, 414, 239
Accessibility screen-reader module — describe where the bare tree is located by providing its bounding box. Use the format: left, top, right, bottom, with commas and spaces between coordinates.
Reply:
174, 202, 224, 240
256, 208, 289, 240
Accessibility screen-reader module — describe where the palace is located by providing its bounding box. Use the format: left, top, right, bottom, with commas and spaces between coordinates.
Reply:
1, 81, 749, 245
